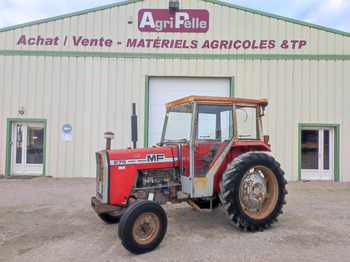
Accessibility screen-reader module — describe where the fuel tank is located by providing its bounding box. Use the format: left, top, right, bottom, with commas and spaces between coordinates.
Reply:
105, 146, 179, 205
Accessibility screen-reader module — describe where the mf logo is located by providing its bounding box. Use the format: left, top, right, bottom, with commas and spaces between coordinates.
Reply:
147, 154, 165, 162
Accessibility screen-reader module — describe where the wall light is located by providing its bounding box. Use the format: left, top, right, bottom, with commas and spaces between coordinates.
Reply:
169, 0, 179, 11
18, 107, 25, 115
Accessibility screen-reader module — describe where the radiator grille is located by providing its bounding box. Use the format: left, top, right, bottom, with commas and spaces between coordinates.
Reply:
97, 153, 104, 183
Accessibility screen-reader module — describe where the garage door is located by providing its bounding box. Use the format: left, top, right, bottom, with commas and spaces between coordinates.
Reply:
148, 77, 231, 147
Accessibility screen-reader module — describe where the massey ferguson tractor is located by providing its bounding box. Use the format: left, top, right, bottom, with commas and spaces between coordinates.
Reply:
91, 96, 287, 254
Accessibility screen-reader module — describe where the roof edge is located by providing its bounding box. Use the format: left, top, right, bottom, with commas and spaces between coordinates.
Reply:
1, 50, 350, 60
0, 0, 143, 33
205, 0, 350, 37
165, 95, 265, 108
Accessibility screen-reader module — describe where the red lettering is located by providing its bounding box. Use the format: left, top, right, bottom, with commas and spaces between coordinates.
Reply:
233, 40, 241, 49
81, 38, 89, 46
220, 40, 228, 49
211, 40, 219, 49
174, 40, 182, 48
161, 39, 170, 48
145, 39, 153, 47
268, 40, 276, 49
137, 39, 145, 48
28, 38, 35, 45
190, 40, 198, 49
291, 40, 298, 49
99, 37, 105, 47
73, 36, 82, 46
17, 35, 26, 45
182, 40, 189, 49
260, 40, 268, 49
105, 39, 113, 47
251, 40, 259, 49
90, 39, 98, 46
127, 39, 137, 47
202, 40, 210, 49
242, 40, 251, 49
299, 40, 307, 49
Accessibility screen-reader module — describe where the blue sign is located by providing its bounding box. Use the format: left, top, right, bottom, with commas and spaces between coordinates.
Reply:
62, 124, 72, 134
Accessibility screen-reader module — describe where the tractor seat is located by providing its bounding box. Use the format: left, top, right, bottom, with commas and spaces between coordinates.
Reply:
199, 144, 221, 163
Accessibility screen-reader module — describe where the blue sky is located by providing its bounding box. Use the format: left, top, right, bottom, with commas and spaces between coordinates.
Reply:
0, 0, 349, 33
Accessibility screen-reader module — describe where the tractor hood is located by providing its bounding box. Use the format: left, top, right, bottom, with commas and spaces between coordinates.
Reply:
100, 146, 180, 206
107, 145, 179, 169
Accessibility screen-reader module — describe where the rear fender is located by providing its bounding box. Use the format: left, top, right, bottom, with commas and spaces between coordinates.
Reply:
231, 141, 271, 153
212, 141, 272, 193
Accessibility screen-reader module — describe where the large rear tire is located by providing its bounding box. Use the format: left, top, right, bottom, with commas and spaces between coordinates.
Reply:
219, 152, 287, 232
118, 201, 167, 254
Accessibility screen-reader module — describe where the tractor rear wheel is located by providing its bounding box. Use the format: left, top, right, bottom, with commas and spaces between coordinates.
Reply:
118, 201, 167, 254
219, 152, 287, 232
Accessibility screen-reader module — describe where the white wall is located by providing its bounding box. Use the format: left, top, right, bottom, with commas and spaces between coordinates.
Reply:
1, 56, 349, 180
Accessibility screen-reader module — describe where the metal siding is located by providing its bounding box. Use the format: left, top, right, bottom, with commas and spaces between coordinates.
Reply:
0, 33, 4, 49
81, 58, 93, 178
318, 61, 327, 123
292, 60, 303, 179
308, 61, 316, 121
283, 61, 294, 180
344, 37, 350, 53
301, 60, 311, 122
276, 60, 286, 166
342, 61, 350, 182
66, 57, 78, 178
27, 57, 36, 117
0, 56, 5, 172
0, 56, 349, 180
326, 61, 335, 122
55, 57, 67, 177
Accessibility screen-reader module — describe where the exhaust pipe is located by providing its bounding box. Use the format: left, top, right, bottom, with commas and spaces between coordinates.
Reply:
131, 103, 138, 149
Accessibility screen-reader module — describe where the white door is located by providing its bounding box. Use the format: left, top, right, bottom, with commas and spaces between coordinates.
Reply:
301, 127, 334, 180
11, 122, 45, 175
148, 77, 230, 147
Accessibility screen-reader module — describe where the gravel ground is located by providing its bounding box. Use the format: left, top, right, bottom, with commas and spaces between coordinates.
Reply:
0, 177, 350, 262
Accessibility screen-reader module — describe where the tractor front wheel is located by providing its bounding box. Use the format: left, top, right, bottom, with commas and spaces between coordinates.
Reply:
219, 152, 287, 232
118, 201, 167, 254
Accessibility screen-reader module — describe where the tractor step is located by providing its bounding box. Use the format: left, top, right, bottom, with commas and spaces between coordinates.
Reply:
186, 199, 212, 213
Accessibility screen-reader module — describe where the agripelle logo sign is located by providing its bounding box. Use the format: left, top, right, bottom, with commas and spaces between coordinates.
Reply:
138, 9, 209, 33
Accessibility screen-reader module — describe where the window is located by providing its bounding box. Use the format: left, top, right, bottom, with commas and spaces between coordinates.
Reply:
196, 105, 234, 141
162, 103, 194, 143
236, 106, 258, 140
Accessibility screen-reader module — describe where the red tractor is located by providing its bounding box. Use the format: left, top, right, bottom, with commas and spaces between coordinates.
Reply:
91, 96, 287, 254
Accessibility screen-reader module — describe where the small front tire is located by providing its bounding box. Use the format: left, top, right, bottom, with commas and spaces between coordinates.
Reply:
118, 201, 167, 254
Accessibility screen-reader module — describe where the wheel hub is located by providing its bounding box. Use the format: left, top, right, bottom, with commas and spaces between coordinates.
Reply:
141, 223, 150, 232
240, 170, 267, 212
133, 212, 160, 244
